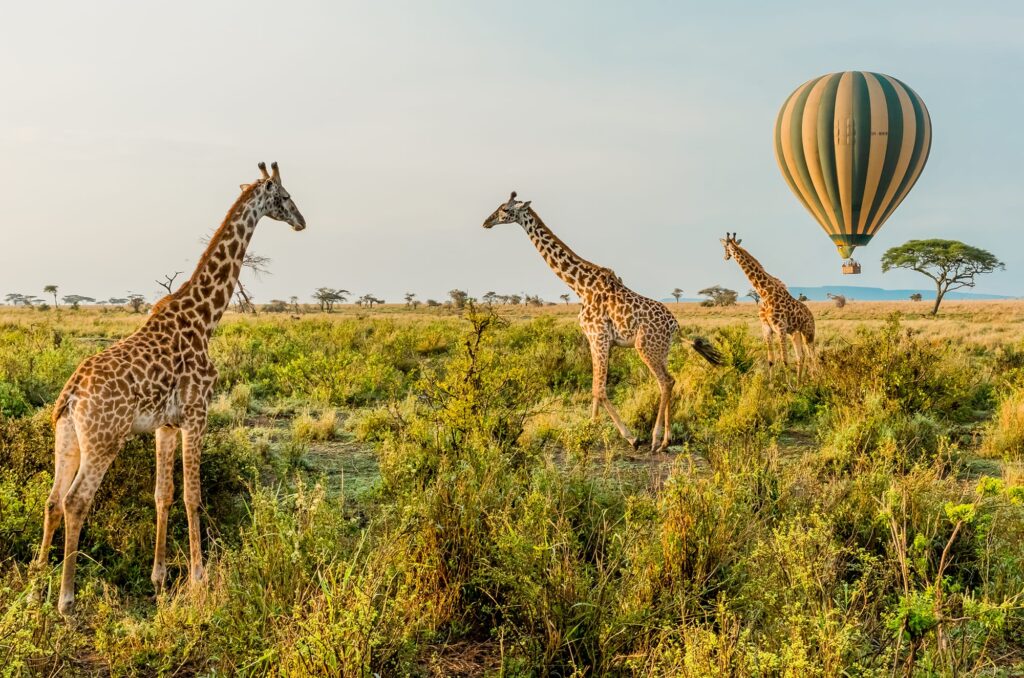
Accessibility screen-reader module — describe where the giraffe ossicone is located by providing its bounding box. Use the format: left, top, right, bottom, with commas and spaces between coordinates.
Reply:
483, 192, 721, 453
35, 163, 306, 616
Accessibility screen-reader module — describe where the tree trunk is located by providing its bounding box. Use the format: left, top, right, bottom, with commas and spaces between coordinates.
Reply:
931, 284, 944, 316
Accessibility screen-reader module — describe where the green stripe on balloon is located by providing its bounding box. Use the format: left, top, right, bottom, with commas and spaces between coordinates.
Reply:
815, 74, 844, 236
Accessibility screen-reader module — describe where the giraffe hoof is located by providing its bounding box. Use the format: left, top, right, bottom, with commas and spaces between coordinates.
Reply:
58, 593, 75, 617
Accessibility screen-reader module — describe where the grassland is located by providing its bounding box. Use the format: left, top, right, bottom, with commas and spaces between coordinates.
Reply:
1, 301, 1023, 676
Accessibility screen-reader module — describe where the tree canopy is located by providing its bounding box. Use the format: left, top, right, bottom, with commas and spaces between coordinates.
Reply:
881, 239, 1004, 315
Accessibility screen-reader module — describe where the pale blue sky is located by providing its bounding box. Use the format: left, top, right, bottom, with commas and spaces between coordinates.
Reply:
1, 1, 1020, 303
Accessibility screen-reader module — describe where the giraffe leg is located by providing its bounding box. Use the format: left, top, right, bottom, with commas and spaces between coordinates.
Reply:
151, 426, 178, 593
791, 333, 806, 381
59, 440, 118, 615
181, 423, 207, 584
35, 416, 81, 572
587, 333, 637, 448
776, 330, 790, 368
761, 323, 775, 367
637, 335, 674, 453
804, 336, 818, 375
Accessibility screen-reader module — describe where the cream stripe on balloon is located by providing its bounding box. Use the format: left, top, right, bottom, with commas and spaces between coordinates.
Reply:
802, 76, 842, 235
778, 80, 828, 230
866, 76, 917, 234
877, 89, 931, 231
833, 72, 855, 235
856, 73, 890, 235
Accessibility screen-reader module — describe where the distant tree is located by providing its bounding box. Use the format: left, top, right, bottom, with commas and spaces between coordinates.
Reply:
156, 271, 183, 294
43, 285, 59, 308
525, 294, 544, 307
797, 293, 808, 302
881, 239, 1005, 316
264, 299, 288, 313
698, 285, 738, 307
671, 288, 684, 304
359, 294, 384, 308
826, 292, 847, 308
560, 293, 571, 305
426, 299, 440, 307
482, 291, 498, 306
127, 293, 147, 313
313, 287, 349, 312
448, 289, 469, 309
62, 295, 96, 310
290, 296, 301, 313
508, 294, 522, 306
5, 293, 37, 307
411, 299, 421, 309
746, 289, 761, 303
404, 292, 417, 308
910, 293, 923, 302
107, 297, 129, 308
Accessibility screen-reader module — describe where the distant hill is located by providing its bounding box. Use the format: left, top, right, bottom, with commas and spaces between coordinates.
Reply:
786, 286, 1016, 301
664, 286, 1017, 303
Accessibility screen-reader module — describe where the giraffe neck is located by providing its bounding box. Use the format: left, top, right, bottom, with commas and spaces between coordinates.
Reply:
731, 245, 779, 298
520, 210, 602, 295
172, 184, 268, 336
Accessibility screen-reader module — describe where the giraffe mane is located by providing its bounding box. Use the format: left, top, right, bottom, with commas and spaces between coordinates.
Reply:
177, 181, 263, 296
528, 207, 603, 272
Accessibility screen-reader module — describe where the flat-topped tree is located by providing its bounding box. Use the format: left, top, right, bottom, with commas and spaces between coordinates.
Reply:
36, 162, 306, 615
44, 285, 59, 308
482, 191, 721, 452
881, 239, 1005, 316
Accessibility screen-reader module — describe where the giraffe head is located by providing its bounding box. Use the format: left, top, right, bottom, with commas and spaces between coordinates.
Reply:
242, 162, 307, 231
482, 191, 532, 228
720, 232, 742, 260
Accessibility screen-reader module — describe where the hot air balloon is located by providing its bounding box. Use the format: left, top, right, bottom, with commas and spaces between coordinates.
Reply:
773, 71, 931, 273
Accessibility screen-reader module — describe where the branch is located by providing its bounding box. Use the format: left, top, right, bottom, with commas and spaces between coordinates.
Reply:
156, 271, 183, 294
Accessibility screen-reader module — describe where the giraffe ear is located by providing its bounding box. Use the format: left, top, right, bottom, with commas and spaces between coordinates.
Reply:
737, 238, 742, 245
240, 183, 251, 192
521, 200, 531, 209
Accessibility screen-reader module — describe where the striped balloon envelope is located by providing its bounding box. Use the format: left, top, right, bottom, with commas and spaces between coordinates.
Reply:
773, 71, 931, 270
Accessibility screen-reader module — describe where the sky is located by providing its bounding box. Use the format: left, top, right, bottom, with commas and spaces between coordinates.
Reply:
1, 1, 1021, 304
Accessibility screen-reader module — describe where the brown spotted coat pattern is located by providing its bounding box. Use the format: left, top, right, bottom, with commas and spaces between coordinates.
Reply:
36, 162, 306, 614
484, 192, 717, 452
721, 233, 816, 378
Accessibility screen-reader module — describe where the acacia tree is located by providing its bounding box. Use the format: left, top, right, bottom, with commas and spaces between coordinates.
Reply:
881, 239, 1005, 316
910, 293, 923, 302
671, 288, 683, 304
62, 295, 96, 310
127, 293, 147, 313
746, 289, 761, 303
448, 289, 469, 309
697, 285, 737, 307
404, 292, 417, 308
43, 285, 59, 308
482, 291, 498, 306
560, 293, 571, 305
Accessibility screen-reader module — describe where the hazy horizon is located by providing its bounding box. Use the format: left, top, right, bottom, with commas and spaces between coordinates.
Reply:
1, 2, 1020, 304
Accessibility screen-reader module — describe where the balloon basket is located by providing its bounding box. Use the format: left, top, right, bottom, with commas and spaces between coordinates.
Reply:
841, 260, 862, 275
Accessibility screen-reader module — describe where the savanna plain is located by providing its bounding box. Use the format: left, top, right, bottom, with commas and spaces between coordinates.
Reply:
2, 300, 1024, 676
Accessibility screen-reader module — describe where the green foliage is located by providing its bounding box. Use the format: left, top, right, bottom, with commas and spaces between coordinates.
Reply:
0, 308, 1021, 675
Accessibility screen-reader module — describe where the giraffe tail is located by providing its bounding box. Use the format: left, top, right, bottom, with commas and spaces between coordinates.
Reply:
51, 380, 76, 427
690, 336, 723, 366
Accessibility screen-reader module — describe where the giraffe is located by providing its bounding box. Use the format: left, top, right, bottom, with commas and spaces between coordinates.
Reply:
720, 233, 816, 378
483, 192, 721, 452
35, 162, 306, 615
